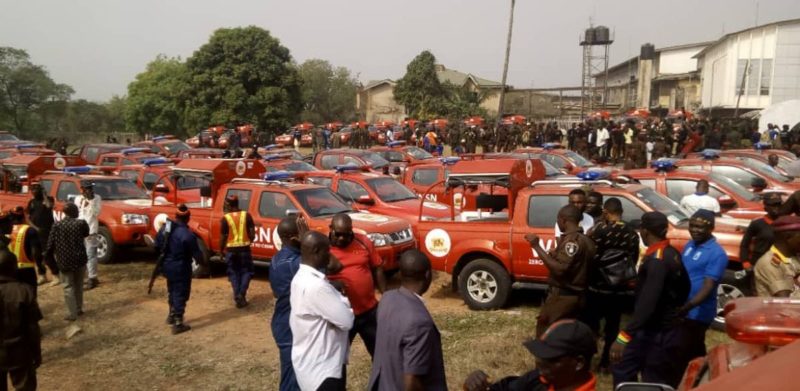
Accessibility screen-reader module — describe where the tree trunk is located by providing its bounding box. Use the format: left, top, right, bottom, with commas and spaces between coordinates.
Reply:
497, 0, 515, 123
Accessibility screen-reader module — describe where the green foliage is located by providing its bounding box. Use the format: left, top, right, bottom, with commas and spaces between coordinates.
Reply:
0, 47, 73, 137
394, 50, 446, 119
298, 59, 357, 124
442, 83, 489, 120
126, 55, 188, 137
183, 26, 302, 133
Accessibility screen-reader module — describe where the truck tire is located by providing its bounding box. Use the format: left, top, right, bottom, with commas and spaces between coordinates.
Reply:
457, 259, 511, 310
712, 270, 752, 331
192, 239, 211, 279
96, 227, 115, 264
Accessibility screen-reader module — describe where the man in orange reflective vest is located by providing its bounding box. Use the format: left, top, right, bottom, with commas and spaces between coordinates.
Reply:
220, 195, 255, 308
9, 207, 41, 295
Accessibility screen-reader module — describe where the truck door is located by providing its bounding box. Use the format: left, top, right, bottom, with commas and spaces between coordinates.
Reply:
511, 194, 564, 281
406, 167, 443, 202
252, 190, 299, 260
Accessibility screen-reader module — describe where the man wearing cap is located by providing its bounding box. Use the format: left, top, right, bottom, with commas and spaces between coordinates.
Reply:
463, 319, 597, 391
45, 203, 89, 322
220, 195, 255, 308
75, 181, 101, 290
527, 205, 596, 337
679, 180, 720, 217
678, 210, 729, 364
9, 207, 41, 294
740, 192, 781, 269
610, 212, 690, 387
26, 182, 57, 286
754, 215, 800, 298
155, 204, 203, 334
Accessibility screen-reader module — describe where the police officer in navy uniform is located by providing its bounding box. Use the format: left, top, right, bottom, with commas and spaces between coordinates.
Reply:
526, 205, 596, 337
220, 195, 256, 308
610, 211, 690, 388
155, 204, 203, 335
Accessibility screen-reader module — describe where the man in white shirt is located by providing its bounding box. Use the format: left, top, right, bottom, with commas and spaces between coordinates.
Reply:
555, 189, 595, 237
596, 126, 610, 158
679, 180, 720, 216
74, 181, 102, 289
385, 128, 394, 144
290, 231, 354, 391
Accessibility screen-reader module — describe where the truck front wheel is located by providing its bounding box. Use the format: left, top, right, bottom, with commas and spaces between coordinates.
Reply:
96, 227, 115, 264
192, 239, 211, 279
458, 259, 511, 310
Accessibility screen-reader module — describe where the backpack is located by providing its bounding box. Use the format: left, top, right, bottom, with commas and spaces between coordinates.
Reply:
597, 249, 637, 289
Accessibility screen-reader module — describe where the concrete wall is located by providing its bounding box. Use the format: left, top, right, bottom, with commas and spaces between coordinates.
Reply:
480, 90, 501, 116
773, 22, 800, 104
364, 84, 406, 123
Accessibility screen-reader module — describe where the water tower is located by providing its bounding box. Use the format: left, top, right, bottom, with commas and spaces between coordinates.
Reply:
580, 25, 614, 117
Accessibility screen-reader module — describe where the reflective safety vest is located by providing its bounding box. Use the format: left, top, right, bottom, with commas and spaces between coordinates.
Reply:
11, 224, 34, 269
224, 211, 251, 248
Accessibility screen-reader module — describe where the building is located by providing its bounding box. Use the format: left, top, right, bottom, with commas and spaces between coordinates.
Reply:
595, 42, 710, 112
356, 64, 503, 122
695, 18, 800, 115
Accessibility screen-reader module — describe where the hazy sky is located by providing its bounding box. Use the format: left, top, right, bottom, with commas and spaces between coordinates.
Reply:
2, 0, 797, 101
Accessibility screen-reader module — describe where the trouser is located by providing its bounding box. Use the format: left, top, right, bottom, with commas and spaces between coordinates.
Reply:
680, 319, 710, 364
612, 327, 685, 388
167, 277, 191, 318
348, 306, 378, 358
579, 290, 624, 366
36, 229, 56, 276
86, 236, 98, 279
316, 366, 346, 391
0, 366, 37, 391
536, 288, 585, 337
61, 266, 85, 319
16, 268, 37, 297
272, 312, 299, 391
225, 250, 254, 300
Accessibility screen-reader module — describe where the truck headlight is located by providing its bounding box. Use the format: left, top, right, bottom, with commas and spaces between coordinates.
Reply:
367, 233, 391, 247
122, 213, 148, 225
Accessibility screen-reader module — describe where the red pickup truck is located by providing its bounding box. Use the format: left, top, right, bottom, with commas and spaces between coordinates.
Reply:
413, 175, 747, 329
145, 173, 415, 276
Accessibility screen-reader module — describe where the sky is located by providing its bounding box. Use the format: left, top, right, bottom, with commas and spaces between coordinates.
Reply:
1, 0, 798, 102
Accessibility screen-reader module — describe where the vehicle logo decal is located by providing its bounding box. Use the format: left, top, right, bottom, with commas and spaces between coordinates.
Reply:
235, 160, 247, 176
453, 193, 466, 209
526, 160, 534, 178
425, 228, 451, 258
54, 157, 66, 169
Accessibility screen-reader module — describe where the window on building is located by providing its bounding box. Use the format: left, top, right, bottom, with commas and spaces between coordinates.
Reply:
735, 59, 748, 96
747, 59, 760, 96
761, 59, 773, 96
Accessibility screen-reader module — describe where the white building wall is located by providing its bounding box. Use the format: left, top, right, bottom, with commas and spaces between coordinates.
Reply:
773, 23, 800, 104
658, 46, 705, 74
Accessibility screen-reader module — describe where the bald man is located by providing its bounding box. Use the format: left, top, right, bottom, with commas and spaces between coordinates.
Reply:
290, 231, 354, 391
368, 250, 447, 390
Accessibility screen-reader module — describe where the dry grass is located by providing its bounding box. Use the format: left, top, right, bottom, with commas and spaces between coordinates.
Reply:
35, 255, 730, 391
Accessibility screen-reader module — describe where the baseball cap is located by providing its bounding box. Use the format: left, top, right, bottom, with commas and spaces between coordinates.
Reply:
691, 209, 716, 225
523, 319, 597, 360
640, 211, 668, 235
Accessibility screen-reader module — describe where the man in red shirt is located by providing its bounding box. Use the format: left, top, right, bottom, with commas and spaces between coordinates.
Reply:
327, 213, 387, 358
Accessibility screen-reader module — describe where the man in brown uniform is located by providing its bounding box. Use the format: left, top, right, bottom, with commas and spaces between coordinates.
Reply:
754, 215, 800, 298
526, 205, 596, 337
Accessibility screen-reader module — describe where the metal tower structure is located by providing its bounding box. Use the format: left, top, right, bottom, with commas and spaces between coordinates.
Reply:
580, 26, 613, 117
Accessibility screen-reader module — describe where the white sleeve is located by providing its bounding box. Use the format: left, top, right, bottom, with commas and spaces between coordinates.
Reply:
711, 199, 721, 213
309, 282, 354, 331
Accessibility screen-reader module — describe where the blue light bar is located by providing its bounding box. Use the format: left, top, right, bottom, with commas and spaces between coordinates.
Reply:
651, 158, 678, 171
440, 157, 460, 166
754, 142, 772, 150
63, 166, 92, 174
121, 147, 149, 155
142, 158, 169, 166
263, 171, 294, 181
334, 164, 362, 173
264, 144, 281, 150
387, 141, 406, 147
14, 143, 40, 149
151, 135, 173, 142
701, 149, 720, 159
576, 170, 609, 180
542, 142, 561, 150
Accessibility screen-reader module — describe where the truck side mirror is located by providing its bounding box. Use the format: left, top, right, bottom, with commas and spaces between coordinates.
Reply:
200, 185, 212, 198
615, 383, 675, 391
154, 183, 169, 193
718, 195, 736, 209
356, 195, 375, 205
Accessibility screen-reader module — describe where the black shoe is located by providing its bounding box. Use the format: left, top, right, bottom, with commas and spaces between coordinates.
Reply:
77, 310, 84, 316
234, 295, 244, 308
172, 318, 191, 335
166, 313, 176, 325
239, 297, 248, 309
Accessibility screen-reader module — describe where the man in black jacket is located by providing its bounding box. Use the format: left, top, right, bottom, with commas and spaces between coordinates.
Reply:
740, 192, 781, 269
610, 211, 690, 388
46, 203, 89, 321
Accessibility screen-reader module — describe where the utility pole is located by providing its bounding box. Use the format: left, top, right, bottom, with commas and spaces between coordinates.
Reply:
497, 0, 515, 123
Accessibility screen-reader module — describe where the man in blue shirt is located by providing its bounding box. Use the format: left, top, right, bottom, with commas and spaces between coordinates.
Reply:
269, 216, 304, 391
678, 209, 728, 363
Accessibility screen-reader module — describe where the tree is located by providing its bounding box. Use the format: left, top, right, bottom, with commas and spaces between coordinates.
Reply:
183, 26, 302, 132
394, 50, 447, 119
125, 55, 189, 136
0, 47, 73, 136
297, 59, 358, 124
442, 83, 489, 119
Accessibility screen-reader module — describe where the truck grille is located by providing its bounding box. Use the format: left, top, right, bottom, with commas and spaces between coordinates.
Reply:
389, 228, 414, 244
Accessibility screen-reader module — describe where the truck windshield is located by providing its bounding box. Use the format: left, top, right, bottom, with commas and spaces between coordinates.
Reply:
634, 187, 690, 226
405, 147, 433, 160
708, 172, 759, 201
163, 141, 190, 153
366, 177, 419, 203
284, 161, 318, 172
293, 188, 354, 217
93, 179, 149, 200
360, 152, 390, 169
564, 151, 594, 167
742, 158, 792, 183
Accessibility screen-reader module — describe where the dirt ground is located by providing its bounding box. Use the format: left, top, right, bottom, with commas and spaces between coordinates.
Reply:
34, 249, 729, 391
